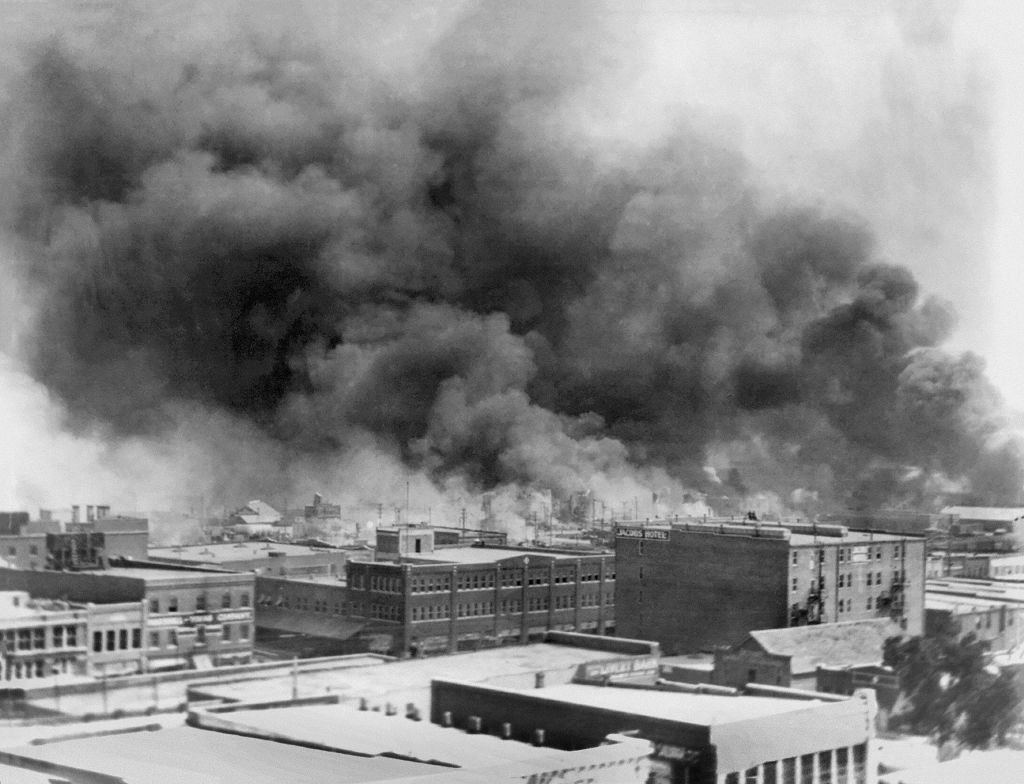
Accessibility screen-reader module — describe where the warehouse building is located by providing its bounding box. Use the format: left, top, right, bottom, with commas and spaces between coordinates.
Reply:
432, 677, 879, 784
615, 520, 925, 653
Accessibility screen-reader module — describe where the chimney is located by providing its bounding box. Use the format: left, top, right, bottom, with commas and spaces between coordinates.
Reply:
71, 505, 80, 524
86, 505, 95, 522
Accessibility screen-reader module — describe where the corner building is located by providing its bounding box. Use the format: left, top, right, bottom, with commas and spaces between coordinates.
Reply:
615, 521, 924, 654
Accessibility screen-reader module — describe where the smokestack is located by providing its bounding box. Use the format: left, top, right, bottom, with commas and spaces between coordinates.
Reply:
71, 505, 80, 524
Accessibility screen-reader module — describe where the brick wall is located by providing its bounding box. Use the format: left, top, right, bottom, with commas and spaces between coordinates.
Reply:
616, 530, 789, 653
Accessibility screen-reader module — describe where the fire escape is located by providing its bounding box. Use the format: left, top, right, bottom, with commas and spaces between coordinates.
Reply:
790, 548, 826, 626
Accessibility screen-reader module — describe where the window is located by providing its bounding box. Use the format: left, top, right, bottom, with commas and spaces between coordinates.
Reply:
791, 577, 798, 592
196, 594, 207, 612
33, 628, 45, 649
93, 630, 103, 653
119, 629, 128, 650
53, 626, 64, 647
6, 546, 14, 556
867, 572, 873, 587
168, 596, 178, 612
240, 624, 250, 640
66, 625, 77, 647
149, 631, 160, 649
132, 628, 141, 648
196, 626, 206, 644
149, 598, 160, 613
29, 544, 38, 555
223, 625, 232, 642
241, 593, 250, 607
106, 630, 115, 651
867, 596, 874, 610
222, 593, 232, 609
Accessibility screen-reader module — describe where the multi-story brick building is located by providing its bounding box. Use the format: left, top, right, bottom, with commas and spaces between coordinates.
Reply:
0, 591, 88, 684
0, 562, 254, 671
615, 520, 925, 654
256, 526, 615, 657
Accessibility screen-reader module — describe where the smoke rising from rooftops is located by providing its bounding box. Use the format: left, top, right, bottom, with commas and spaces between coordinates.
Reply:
0, 0, 1018, 520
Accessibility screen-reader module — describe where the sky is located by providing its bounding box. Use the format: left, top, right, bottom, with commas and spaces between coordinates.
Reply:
0, 0, 1022, 517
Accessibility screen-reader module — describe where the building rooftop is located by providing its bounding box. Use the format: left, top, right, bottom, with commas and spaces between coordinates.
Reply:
458, 681, 820, 727
101, 565, 242, 582
404, 546, 603, 566
746, 619, 901, 674
149, 542, 347, 563
928, 578, 1024, 604
8, 726, 438, 784
879, 749, 1024, 784
940, 506, 1024, 522
203, 704, 550, 768
925, 594, 1011, 613
187, 641, 634, 712
787, 530, 911, 546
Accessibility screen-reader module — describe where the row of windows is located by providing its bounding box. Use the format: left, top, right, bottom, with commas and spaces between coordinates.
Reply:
405, 567, 615, 595
147, 623, 250, 649
5, 544, 40, 556
722, 744, 867, 784
409, 591, 616, 622
792, 570, 907, 592
1, 625, 80, 651
793, 545, 904, 567
149, 592, 250, 614
93, 628, 142, 653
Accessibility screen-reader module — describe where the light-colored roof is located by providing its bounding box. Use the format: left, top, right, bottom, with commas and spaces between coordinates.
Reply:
488, 682, 815, 726
940, 506, 1024, 522
926, 594, 1013, 613
187, 642, 632, 711
9, 726, 437, 784
928, 578, 1024, 605
879, 749, 1024, 784
206, 704, 549, 768
747, 619, 900, 674
149, 542, 345, 562
102, 566, 245, 582
788, 530, 911, 546
407, 546, 597, 565
232, 500, 282, 525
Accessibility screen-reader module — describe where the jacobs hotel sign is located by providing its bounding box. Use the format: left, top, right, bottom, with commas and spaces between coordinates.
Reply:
615, 527, 668, 540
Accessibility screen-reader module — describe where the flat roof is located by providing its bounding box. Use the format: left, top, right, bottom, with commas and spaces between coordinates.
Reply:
149, 542, 346, 562
405, 546, 600, 565
788, 530, 909, 546
926, 594, 1010, 613
459, 682, 819, 726
9, 726, 438, 784
188, 642, 631, 712
102, 566, 243, 582
207, 704, 548, 768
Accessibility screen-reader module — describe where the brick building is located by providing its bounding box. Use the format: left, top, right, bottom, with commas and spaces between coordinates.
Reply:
0, 510, 148, 571
256, 527, 615, 657
0, 591, 88, 685
0, 562, 254, 671
615, 520, 925, 654
927, 577, 1024, 657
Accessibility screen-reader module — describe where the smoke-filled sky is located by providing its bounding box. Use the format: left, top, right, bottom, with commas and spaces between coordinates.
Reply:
0, 0, 1021, 523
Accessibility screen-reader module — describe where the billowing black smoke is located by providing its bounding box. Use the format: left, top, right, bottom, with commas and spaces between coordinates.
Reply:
1, 1, 1019, 514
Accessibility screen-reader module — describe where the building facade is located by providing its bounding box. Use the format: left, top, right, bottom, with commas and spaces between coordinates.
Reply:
615, 521, 925, 654
0, 591, 88, 685
432, 678, 879, 784
255, 529, 615, 657
0, 563, 254, 671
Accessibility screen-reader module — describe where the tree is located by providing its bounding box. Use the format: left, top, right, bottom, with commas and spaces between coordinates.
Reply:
883, 617, 1022, 752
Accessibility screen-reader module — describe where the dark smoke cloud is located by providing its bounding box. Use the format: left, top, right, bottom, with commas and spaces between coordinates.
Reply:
0, 0, 1018, 517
